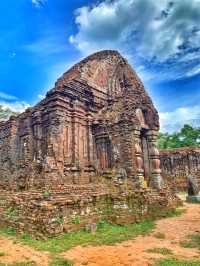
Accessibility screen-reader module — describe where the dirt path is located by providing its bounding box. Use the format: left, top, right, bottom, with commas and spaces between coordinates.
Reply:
0, 236, 49, 265
0, 202, 200, 266
64, 203, 200, 266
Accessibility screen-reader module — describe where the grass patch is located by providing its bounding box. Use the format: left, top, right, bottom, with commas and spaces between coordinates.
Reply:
0, 227, 16, 237
0, 262, 36, 266
154, 232, 166, 239
180, 234, 200, 250
146, 247, 173, 255
158, 208, 185, 218
0, 220, 154, 253
49, 257, 73, 266
0, 252, 5, 256
154, 258, 200, 266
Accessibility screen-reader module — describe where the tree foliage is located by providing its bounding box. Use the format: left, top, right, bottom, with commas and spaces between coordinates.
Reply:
0, 105, 17, 121
157, 124, 200, 149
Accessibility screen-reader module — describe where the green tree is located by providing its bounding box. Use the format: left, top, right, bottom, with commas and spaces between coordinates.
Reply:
157, 124, 200, 149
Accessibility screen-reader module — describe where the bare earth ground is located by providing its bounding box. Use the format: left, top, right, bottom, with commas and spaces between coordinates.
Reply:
0, 199, 200, 266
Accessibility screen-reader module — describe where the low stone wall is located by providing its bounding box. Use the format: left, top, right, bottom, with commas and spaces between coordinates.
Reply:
160, 147, 200, 191
0, 184, 180, 239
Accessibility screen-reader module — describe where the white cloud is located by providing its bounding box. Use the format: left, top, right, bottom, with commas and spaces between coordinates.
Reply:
0, 92, 17, 101
0, 101, 30, 113
185, 65, 200, 77
31, 0, 47, 8
159, 105, 200, 132
70, 0, 200, 80
38, 94, 45, 100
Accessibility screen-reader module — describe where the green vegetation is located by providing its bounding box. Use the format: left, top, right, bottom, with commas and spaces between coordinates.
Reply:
0, 105, 18, 121
0, 252, 5, 256
0, 219, 154, 253
0, 206, 185, 254
71, 215, 80, 225
180, 234, 200, 250
0, 262, 36, 266
0, 258, 73, 266
146, 247, 173, 255
154, 258, 200, 266
53, 216, 64, 225
157, 124, 200, 149
0, 227, 16, 237
49, 257, 73, 266
4, 207, 18, 220
43, 191, 50, 199
153, 207, 185, 219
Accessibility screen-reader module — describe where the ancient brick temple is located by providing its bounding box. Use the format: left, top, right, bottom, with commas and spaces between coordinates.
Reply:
0, 50, 162, 190
0, 51, 179, 237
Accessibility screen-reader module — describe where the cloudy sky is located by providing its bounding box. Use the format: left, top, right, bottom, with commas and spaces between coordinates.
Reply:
0, 0, 200, 132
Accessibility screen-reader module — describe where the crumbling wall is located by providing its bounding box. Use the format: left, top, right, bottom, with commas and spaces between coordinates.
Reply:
0, 184, 180, 238
160, 147, 200, 191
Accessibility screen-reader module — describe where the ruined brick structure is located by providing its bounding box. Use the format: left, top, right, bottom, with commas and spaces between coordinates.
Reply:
160, 147, 200, 191
0, 50, 162, 190
0, 50, 179, 237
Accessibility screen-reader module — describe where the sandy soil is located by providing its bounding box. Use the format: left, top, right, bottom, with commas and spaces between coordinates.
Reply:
0, 201, 200, 266
64, 203, 200, 266
0, 236, 49, 265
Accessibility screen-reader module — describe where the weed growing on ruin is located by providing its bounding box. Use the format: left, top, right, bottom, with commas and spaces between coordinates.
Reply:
146, 247, 173, 255
53, 216, 64, 225
71, 215, 80, 225
49, 256, 73, 266
154, 258, 200, 266
180, 234, 200, 250
0, 251, 5, 256
4, 207, 18, 220
43, 191, 50, 199
0, 220, 154, 253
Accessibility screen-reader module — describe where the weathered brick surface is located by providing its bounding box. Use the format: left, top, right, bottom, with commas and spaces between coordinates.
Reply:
0, 50, 180, 237
0, 50, 161, 190
0, 185, 180, 238
160, 147, 200, 191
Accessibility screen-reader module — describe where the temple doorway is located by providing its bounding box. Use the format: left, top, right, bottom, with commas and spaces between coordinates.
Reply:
96, 136, 113, 170
140, 128, 150, 183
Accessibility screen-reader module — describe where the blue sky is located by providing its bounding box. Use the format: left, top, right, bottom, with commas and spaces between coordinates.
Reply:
0, 0, 200, 132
